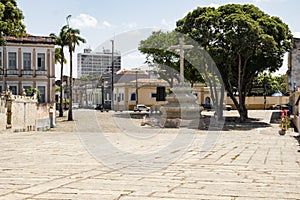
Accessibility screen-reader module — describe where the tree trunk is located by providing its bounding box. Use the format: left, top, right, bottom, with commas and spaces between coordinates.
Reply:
68, 49, 73, 121
59, 51, 64, 117
237, 102, 248, 122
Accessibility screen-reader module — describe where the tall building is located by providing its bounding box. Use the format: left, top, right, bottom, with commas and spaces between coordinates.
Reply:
287, 37, 300, 92
77, 48, 121, 78
0, 34, 56, 103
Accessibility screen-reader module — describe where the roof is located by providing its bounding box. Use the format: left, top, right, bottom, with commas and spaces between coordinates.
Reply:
5, 34, 55, 45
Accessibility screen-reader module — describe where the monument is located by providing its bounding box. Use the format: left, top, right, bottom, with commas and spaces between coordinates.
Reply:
160, 37, 203, 128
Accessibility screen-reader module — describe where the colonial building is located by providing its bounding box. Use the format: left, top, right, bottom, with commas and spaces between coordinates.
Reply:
0, 34, 56, 103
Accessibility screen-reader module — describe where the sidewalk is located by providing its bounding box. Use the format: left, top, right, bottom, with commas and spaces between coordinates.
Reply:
0, 110, 299, 199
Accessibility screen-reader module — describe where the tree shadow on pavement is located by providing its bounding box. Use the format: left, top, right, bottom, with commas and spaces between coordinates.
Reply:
196, 116, 272, 131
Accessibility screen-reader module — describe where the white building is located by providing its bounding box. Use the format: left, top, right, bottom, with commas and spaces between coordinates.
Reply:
77, 48, 121, 78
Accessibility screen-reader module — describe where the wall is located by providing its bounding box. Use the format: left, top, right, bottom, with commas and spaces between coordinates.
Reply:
226, 96, 290, 110
0, 96, 7, 131
11, 95, 37, 132
0, 92, 55, 132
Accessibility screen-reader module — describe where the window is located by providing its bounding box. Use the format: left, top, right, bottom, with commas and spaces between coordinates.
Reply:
8, 52, 17, 69
37, 53, 45, 70
10, 86, 17, 95
38, 86, 46, 103
156, 86, 166, 101
23, 53, 31, 70
0, 85, 2, 93
151, 93, 157, 98
130, 93, 136, 101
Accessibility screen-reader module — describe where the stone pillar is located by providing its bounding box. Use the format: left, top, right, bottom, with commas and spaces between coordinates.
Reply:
6, 91, 12, 129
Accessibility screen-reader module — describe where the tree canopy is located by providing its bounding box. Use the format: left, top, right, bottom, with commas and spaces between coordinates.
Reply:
139, 30, 204, 87
0, 0, 25, 44
176, 4, 292, 121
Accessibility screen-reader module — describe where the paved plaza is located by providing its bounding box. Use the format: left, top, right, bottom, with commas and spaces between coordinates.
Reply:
0, 110, 299, 200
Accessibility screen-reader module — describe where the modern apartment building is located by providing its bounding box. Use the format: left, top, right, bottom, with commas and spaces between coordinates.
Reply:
0, 34, 56, 103
77, 48, 121, 78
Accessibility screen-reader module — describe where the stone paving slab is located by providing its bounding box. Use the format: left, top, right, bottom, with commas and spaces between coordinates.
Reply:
0, 110, 298, 199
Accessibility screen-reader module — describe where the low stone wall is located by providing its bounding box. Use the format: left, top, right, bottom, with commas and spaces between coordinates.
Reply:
36, 103, 55, 131
11, 95, 37, 132
0, 92, 55, 132
0, 96, 7, 131
227, 96, 290, 110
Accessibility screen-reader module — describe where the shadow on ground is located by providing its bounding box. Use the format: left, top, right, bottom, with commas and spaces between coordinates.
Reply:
197, 116, 272, 131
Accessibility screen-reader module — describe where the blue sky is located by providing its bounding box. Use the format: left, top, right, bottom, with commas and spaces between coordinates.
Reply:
18, 0, 300, 77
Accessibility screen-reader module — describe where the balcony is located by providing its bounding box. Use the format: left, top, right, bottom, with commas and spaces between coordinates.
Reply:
6, 69, 19, 76
35, 70, 47, 76
22, 69, 33, 76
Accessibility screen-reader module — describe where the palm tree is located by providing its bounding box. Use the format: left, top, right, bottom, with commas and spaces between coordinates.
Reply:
66, 25, 86, 121
50, 25, 68, 117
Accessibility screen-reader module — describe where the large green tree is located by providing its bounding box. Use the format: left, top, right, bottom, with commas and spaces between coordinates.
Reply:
50, 25, 68, 117
0, 0, 25, 44
66, 21, 85, 121
176, 4, 292, 121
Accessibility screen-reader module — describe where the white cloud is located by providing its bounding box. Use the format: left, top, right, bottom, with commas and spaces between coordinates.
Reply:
102, 20, 112, 28
293, 32, 300, 38
70, 14, 98, 29
207, 3, 220, 8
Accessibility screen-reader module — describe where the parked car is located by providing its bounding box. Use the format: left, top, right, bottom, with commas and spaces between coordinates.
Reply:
72, 103, 79, 109
201, 103, 213, 111
134, 104, 150, 112
224, 104, 232, 111
201, 103, 232, 111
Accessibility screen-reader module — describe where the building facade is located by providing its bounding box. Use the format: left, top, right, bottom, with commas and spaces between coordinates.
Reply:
0, 35, 56, 103
77, 48, 121, 78
287, 37, 300, 92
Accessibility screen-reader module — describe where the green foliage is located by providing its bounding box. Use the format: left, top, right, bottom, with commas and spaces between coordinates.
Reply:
250, 73, 287, 96
139, 30, 204, 86
0, 0, 26, 44
176, 4, 292, 121
25, 86, 41, 100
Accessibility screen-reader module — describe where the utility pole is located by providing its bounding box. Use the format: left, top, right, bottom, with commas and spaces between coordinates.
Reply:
135, 70, 138, 106
111, 40, 114, 111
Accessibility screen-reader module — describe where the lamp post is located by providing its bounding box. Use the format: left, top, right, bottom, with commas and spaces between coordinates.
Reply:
135, 70, 138, 106
111, 40, 114, 111
101, 75, 104, 111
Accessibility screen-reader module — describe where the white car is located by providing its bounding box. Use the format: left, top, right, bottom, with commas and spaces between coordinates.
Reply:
133, 104, 150, 112
72, 103, 79, 109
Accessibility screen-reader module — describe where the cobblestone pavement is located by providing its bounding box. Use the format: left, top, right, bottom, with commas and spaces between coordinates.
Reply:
0, 110, 299, 200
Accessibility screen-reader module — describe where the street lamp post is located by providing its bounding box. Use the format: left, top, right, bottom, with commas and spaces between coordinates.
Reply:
111, 40, 114, 111
135, 70, 138, 106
